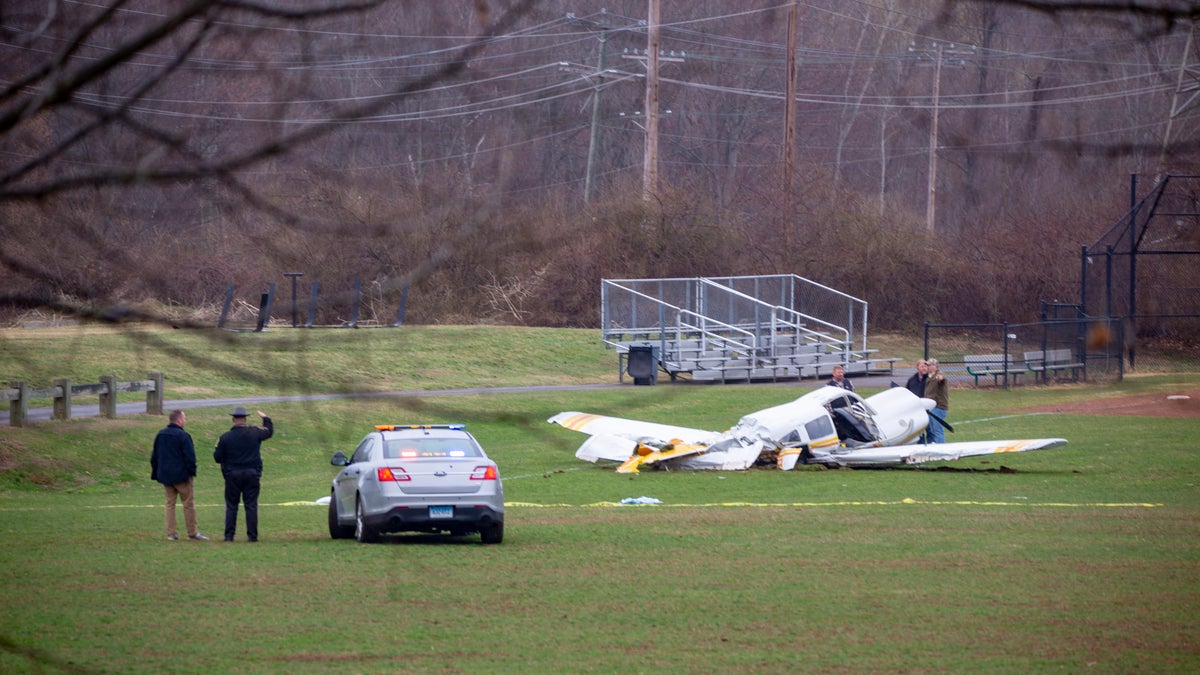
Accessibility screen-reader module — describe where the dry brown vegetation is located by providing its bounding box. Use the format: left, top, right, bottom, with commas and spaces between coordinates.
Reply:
1, 1, 1196, 331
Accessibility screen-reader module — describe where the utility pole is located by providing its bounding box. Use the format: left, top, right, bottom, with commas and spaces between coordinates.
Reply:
643, 0, 661, 201
909, 41, 975, 232
621, 2, 683, 202
585, 27, 608, 204
783, 0, 799, 243
926, 42, 942, 233
567, 11, 617, 204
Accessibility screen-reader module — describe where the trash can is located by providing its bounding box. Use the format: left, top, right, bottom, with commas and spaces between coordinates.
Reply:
627, 344, 658, 386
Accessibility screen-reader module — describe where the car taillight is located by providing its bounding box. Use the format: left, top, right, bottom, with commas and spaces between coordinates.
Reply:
469, 465, 498, 481
377, 467, 410, 482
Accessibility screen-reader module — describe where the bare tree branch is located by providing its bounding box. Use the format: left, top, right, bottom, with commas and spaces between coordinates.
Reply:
1, 0, 541, 201
958, 0, 1200, 34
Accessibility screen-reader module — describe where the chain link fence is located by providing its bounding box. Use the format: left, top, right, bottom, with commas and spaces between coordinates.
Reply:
922, 318, 1129, 388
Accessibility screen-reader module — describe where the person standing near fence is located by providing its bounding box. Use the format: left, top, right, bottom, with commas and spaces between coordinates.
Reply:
151, 409, 209, 541
924, 359, 950, 443
214, 407, 274, 542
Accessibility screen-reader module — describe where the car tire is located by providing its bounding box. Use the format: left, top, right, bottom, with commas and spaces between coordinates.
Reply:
355, 495, 380, 544
328, 494, 354, 540
480, 521, 503, 545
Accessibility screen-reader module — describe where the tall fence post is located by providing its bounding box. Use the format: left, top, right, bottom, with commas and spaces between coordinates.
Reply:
305, 281, 319, 328
53, 378, 71, 420
284, 272, 304, 327
392, 284, 409, 327
348, 277, 361, 328
99, 375, 117, 419
147, 372, 164, 416
219, 285, 235, 329
9, 380, 28, 428
255, 283, 275, 332
1002, 323, 1011, 389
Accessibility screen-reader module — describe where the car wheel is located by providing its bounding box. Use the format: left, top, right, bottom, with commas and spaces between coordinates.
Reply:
328, 494, 354, 540
355, 495, 380, 544
480, 521, 503, 545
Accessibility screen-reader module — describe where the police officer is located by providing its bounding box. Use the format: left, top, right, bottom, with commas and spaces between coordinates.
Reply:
214, 407, 273, 542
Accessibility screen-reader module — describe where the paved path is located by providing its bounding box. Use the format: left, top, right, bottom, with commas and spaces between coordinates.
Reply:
1, 374, 905, 424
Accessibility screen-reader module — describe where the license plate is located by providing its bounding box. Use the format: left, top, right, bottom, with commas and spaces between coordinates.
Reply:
429, 506, 453, 519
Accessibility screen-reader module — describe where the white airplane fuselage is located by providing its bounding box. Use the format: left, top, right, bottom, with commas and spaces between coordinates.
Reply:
548, 385, 1066, 472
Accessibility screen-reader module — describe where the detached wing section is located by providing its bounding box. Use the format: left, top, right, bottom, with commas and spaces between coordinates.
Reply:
547, 411, 713, 444
822, 438, 1068, 468
547, 412, 716, 464
905, 438, 1068, 464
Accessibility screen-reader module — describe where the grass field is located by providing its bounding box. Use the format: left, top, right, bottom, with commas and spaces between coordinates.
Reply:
0, 326, 1197, 673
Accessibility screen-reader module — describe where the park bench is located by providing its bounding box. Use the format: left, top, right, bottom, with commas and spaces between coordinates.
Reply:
846, 349, 902, 376
964, 354, 1026, 386
1025, 349, 1085, 383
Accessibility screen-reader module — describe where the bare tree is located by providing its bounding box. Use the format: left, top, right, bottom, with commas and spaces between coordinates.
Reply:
0, 0, 1196, 332
0, 0, 539, 324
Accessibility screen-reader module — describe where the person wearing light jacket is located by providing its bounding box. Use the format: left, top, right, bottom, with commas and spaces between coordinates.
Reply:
924, 359, 950, 443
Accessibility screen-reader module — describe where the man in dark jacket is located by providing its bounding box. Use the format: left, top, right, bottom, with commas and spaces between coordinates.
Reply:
905, 360, 929, 398
826, 364, 855, 392
213, 407, 274, 542
905, 360, 930, 443
151, 410, 208, 541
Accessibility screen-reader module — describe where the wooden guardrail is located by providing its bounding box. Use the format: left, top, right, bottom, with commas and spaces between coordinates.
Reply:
2, 372, 164, 427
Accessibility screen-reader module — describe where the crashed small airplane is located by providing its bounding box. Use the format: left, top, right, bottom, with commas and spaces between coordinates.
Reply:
548, 385, 1066, 473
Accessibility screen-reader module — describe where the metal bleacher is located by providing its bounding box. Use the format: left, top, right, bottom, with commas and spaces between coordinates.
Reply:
602, 274, 899, 383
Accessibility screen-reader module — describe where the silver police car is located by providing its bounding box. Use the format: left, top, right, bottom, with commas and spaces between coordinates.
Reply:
328, 424, 504, 544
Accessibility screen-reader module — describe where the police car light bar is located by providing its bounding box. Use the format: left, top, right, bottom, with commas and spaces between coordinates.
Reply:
374, 424, 467, 431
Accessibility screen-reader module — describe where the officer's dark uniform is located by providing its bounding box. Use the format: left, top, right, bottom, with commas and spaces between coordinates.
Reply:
213, 409, 273, 542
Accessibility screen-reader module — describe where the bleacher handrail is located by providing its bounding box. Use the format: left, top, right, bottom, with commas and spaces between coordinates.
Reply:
677, 309, 756, 354
694, 278, 851, 356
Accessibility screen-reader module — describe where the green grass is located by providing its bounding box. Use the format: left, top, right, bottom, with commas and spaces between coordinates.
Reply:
1, 326, 1198, 673
0, 324, 615, 402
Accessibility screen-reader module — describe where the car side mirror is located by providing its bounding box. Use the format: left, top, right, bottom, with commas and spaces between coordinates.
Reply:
330, 451, 349, 467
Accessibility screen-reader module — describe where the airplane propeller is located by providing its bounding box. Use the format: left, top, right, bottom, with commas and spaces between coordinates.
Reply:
928, 411, 954, 433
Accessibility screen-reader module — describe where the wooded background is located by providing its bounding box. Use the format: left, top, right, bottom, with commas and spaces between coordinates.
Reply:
2, 1, 1197, 330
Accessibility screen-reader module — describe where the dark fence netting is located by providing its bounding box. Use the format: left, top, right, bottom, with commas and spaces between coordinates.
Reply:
1125, 315, 1200, 374
1081, 174, 1200, 370
927, 175, 1200, 388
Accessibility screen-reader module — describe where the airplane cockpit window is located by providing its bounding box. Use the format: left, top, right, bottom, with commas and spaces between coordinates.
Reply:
832, 408, 876, 444
827, 393, 853, 410
804, 415, 835, 441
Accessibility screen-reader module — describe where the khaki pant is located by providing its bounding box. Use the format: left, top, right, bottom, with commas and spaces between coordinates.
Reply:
164, 477, 198, 537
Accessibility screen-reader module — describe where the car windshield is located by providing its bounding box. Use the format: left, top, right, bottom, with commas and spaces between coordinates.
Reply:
383, 437, 481, 459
